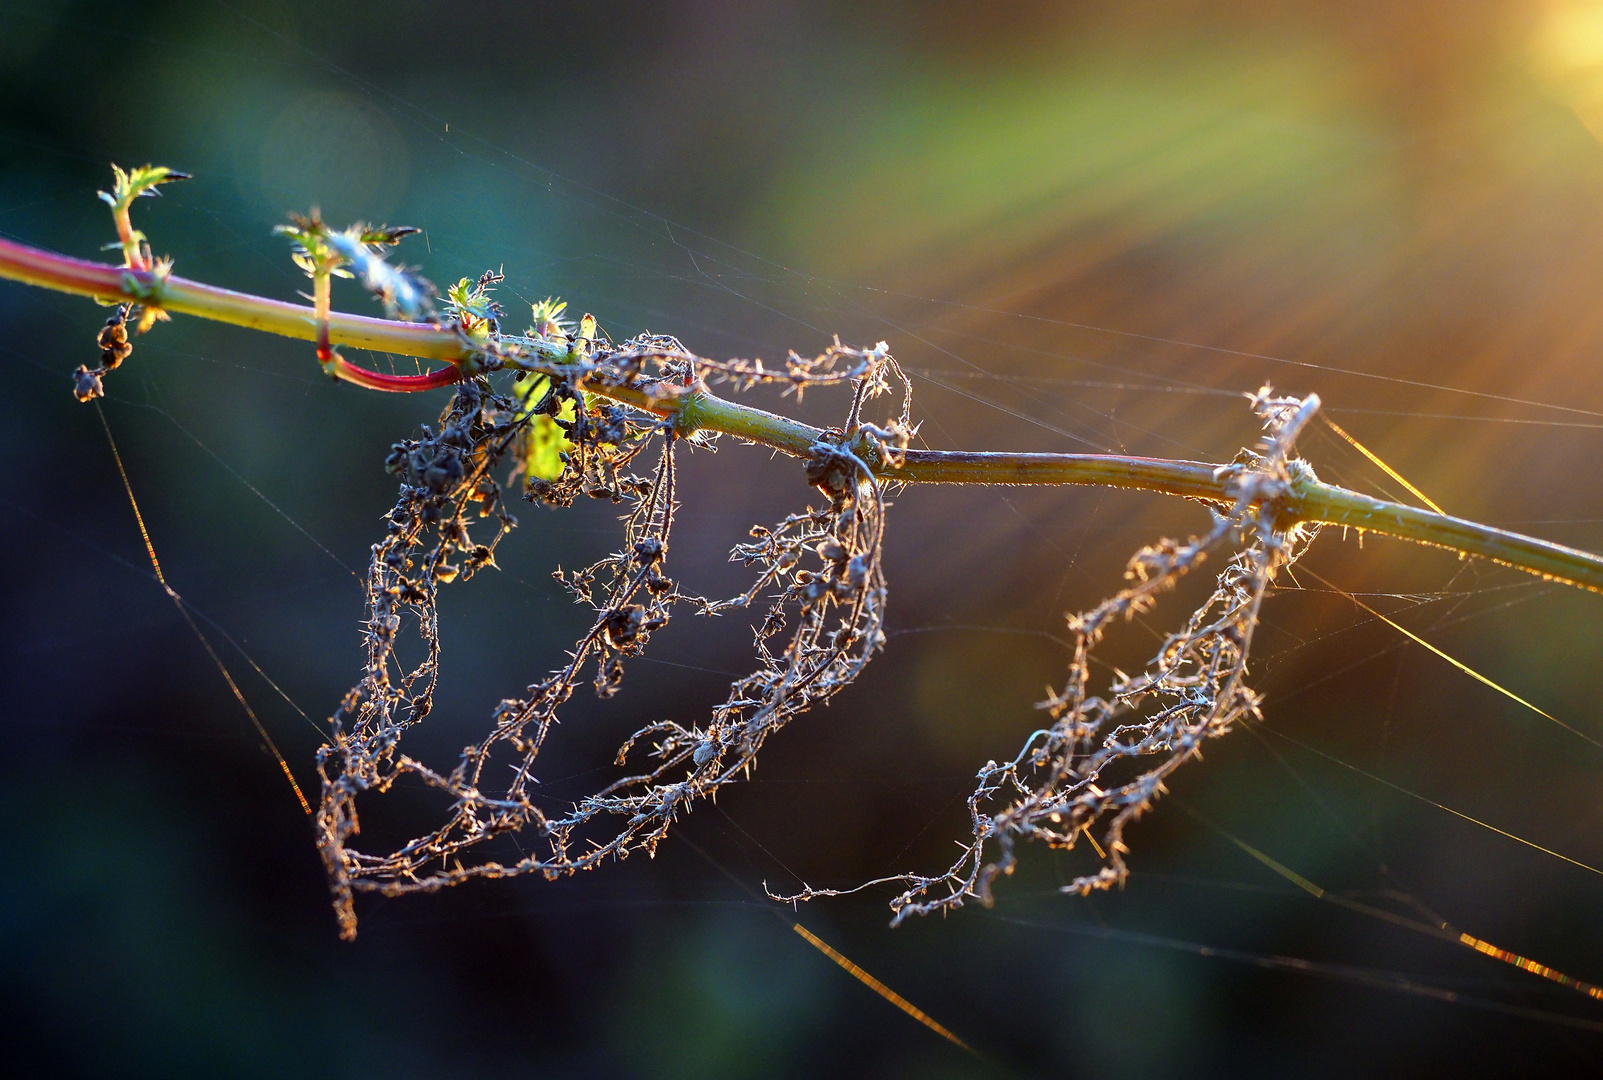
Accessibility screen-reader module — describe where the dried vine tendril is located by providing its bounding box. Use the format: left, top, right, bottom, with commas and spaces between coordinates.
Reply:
776, 386, 1323, 922
76, 185, 1332, 935
19, 166, 1599, 939
314, 283, 912, 939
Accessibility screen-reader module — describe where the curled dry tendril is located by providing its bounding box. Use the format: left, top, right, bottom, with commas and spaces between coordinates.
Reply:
775, 386, 1323, 920
17, 167, 1592, 938
309, 256, 1320, 937
314, 315, 912, 939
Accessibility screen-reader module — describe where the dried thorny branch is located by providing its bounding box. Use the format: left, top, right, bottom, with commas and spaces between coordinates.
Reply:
17, 166, 1600, 938
320, 296, 1317, 937
314, 293, 912, 938
776, 386, 1323, 922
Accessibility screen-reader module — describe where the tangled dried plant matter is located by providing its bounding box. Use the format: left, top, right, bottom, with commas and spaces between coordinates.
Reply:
315, 278, 1318, 936
274, 204, 1318, 937
315, 311, 912, 939
777, 387, 1322, 920
10, 165, 1599, 938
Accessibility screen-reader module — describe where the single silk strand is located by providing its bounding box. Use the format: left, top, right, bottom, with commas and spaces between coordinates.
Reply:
792, 924, 973, 1054
1182, 802, 1603, 1002
1262, 725, 1603, 878
1306, 568, 1602, 751
95, 405, 312, 816
1458, 934, 1603, 1000
1322, 416, 1446, 514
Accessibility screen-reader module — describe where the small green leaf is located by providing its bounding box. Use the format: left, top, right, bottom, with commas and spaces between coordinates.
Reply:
528, 297, 572, 343
445, 275, 503, 321
99, 164, 190, 212
523, 413, 571, 481
278, 211, 435, 318
359, 225, 421, 247
513, 373, 575, 482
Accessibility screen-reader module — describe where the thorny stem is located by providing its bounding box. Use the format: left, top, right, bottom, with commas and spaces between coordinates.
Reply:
4, 233, 1603, 593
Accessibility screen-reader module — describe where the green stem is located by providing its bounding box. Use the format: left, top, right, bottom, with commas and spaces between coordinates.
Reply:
3, 234, 1601, 593
312, 269, 334, 372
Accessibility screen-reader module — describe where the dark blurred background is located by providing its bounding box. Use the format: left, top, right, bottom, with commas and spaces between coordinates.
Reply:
5, 1, 1603, 1076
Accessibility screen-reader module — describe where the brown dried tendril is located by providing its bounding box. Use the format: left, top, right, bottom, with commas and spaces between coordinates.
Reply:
314, 327, 911, 939
774, 386, 1323, 923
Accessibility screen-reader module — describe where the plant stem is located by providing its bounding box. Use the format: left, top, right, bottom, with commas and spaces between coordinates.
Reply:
111, 206, 144, 272
312, 269, 334, 366
4, 234, 1602, 592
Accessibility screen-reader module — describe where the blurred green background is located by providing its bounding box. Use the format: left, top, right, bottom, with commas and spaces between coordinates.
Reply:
5, 1, 1603, 1076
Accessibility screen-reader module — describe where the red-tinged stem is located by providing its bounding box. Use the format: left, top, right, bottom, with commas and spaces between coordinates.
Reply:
111, 207, 144, 272
0, 235, 469, 361
313, 268, 339, 374
0, 235, 467, 392
329, 356, 467, 392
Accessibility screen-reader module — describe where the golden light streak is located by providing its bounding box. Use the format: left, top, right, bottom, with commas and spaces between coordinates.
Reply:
1191, 802, 1603, 1003
1309, 568, 1603, 752
1321, 416, 1445, 514
97, 405, 313, 816
1459, 934, 1603, 1000
792, 924, 973, 1054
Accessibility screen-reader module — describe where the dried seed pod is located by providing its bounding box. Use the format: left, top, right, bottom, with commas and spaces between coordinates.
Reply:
71, 305, 131, 402
72, 365, 104, 402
